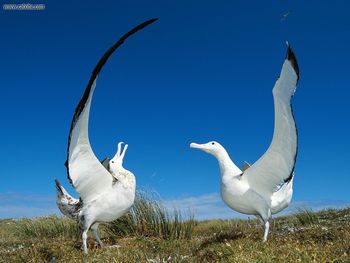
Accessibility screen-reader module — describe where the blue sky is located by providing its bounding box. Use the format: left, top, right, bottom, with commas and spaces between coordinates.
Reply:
0, 1, 349, 219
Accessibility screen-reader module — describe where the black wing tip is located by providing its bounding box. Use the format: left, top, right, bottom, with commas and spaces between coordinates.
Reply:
284, 172, 294, 184
286, 44, 300, 82
145, 18, 158, 24
65, 18, 158, 184
134, 18, 158, 33
55, 179, 64, 194
54, 178, 60, 185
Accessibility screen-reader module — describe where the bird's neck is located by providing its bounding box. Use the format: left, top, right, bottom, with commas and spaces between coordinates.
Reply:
215, 149, 242, 179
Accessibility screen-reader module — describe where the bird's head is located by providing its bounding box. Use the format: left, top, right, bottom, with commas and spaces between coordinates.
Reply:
109, 142, 128, 173
190, 141, 225, 157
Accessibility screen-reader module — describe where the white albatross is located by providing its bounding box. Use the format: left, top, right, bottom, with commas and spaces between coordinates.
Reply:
190, 46, 299, 242
55, 18, 157, 254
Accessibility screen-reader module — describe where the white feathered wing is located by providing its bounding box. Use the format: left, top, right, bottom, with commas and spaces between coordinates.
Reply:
242, 46, 299, 201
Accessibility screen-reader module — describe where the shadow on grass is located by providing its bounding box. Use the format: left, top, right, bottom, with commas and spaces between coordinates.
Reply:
196, 230, 245, 251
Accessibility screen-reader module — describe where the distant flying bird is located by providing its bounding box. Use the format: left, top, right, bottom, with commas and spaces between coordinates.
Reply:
281, 11, 291, 21
190, 45, 299, 242
55, 18, 158, 254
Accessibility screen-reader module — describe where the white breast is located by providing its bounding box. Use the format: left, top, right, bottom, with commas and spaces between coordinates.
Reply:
221, 176, 269, 216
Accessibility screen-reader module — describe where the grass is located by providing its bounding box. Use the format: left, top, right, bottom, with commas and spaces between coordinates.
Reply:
106, 191, 195, 240
293, 207, 320, 226
13, 216, 80, 239
0, 200, 349, 262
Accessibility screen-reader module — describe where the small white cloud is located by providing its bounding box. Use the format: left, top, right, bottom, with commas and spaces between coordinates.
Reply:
163, 193, 248, 220
285, 199, 350, 213
162, 193, 350, 220
0, 192, 59, 219
0, 205, 58, 218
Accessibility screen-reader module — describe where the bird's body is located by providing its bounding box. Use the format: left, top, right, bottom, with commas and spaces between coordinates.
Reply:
191, 46, 299, 241
56, 174, 135, 223
218, 149, 294, 217
219, 152, 294, 218
55, 19, 157, 254
221, 177, 267, 216
56, 142, 136, 253
211, 148, 279, 220
79, 178, 135, 223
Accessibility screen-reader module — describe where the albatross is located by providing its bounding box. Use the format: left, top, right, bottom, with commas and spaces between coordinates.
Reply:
190, 45, 299, 242
55, 18, 157, 254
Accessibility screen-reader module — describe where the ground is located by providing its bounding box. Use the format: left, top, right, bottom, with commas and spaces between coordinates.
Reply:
1, 208, 349, 262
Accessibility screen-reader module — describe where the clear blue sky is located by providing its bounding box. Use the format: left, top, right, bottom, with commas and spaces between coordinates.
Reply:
0, 1, 349, 218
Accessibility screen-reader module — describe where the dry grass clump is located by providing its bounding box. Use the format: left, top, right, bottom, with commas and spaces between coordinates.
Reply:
292, 207, 320, 226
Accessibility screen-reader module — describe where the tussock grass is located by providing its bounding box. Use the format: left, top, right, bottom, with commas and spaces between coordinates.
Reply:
106, 191, 195, 239
14, 216, 80, 239
292, 207, 320, 226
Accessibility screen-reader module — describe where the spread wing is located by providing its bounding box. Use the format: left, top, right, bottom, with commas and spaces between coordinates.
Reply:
65, 18, 157, 203
242, 46, 299, 199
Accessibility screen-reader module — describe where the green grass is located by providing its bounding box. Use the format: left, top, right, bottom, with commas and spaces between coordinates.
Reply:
13, 216, 80, 239
1, 202, 350, 262
105, 192, 195, 239
105, 191, 195, 240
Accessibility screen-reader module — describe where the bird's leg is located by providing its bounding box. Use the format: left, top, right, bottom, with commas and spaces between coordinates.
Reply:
263, 220, 270, 242
82, 229, 88, 254
91, 224, 103, 247
93, 229, 103, 247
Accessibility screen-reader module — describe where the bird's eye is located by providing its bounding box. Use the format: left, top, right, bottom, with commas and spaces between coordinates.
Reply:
211, 142, 215, 145
112, 161, 114, 163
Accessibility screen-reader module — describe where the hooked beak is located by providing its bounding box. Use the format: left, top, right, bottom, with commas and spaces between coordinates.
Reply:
190, 142, 206, 150
190, 142, 213, 155
113, 142, 124, 159
111, 141, 128, 165
120, 144, 128, 161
